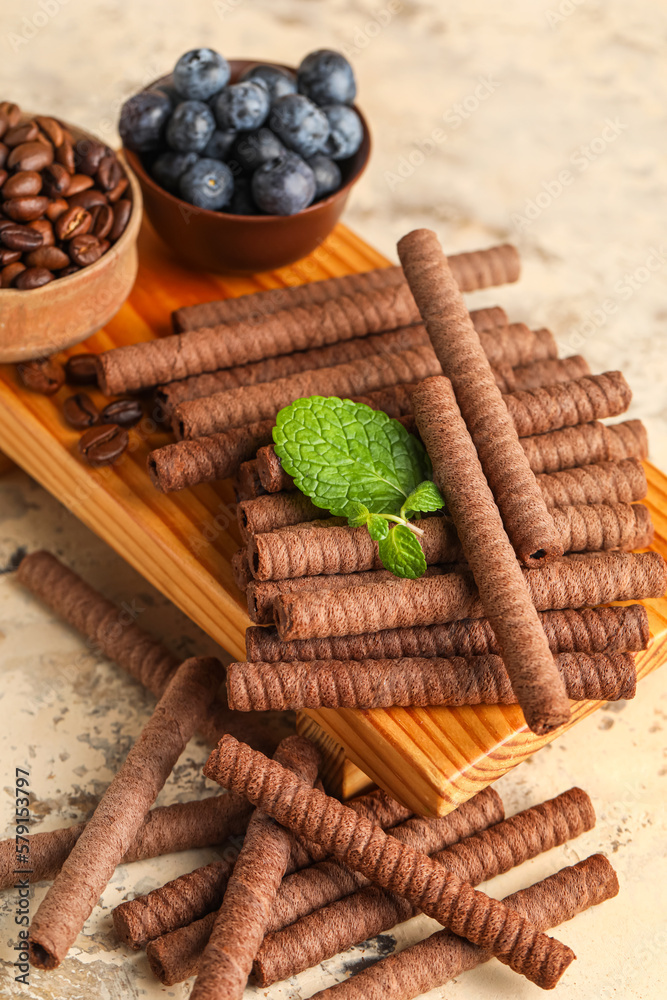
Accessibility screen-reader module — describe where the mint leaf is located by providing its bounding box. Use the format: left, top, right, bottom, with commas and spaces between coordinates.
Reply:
367, 514, 390, 542
401, 480, 445, 519
377, 524, 427, 579
343, 500, 371, 526
273, 396, 430, 515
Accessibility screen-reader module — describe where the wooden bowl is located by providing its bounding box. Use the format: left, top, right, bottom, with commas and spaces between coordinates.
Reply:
0, 119, 142, 363
124, 61, 371, 274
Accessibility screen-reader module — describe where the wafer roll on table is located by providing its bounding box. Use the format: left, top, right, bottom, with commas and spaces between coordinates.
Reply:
232, 458, 265, 500
521, 418, 648, 474
536, 458, 647, 507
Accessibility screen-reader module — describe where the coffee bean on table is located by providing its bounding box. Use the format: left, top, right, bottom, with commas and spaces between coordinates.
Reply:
65, 353, 99, 386
109, 199, 132, 241
34, 115, 64, 148
1, 262, 25, 287
68, 233, 103, 266
42, 162, 71, 198
0, 248, 21, 266
27, 218, 55, 246
66, 173, 95, 195
46, 197, 69, 221
63, 392, 99, 429
55, 205, 92, 240
25, 245, 70, 270
0, 223, 42, 251
3, 196, 50, 222
100, 398, 143, 427
7, 141, 54, 172
78, 423, 129, 466
55, 139, 75, 174
2, 170, 43, 198
15, 267, 54, 290
4, 122, 39, 147
17, 356, 64, 394
90, 203, 113, 239
68, 189, 108, 210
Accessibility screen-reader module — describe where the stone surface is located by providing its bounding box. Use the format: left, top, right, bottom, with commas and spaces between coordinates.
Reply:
1, 0, 666, 997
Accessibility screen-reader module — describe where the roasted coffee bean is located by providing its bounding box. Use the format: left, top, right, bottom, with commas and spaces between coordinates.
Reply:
109, 199, 132, 242
68, 188, 107, 210
0, 170, 6, 188
90, 203, 113, 239
17, 356, 64, 394
75, 139, 108, 176
42, 162, 71, 198
100, 398, 143, 427
106, 176, 129, 203
78, 423, 128, 466
59, 264, 80, 277
0, 103, 22, 127
97, 239, 110, 254
96, 155, 123, 192
66, 173, 94, 196
0, 142, 7, 169
34, 131, 52, 148
68, 233, 103, 266
46, 197, 69, 221
55, 206, 92, 240
1, 261, 25, 287
2, 170, 43, 198
7, 141, 54, 172
3, 196, 50, 222
0, 248, 21, 266
55, 139, 75, 174
25, 245, 70, 270
27, 218, 55, 247
63, 392, 99, 429
34, 115, 64, 148
65, 353, 99, 386
0, 115, 7, 141
0, 223, 42, 251
15, 267, 54, 290
0, 219, 13, 232
4, 122, 39, 147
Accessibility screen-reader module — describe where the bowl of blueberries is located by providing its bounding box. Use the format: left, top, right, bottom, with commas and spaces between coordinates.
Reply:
120, 48, 370, 274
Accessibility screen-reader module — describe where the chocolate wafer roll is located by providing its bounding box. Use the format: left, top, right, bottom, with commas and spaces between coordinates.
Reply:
537, 458, 647, 508
232, 459, 265, 500
479, 324, 558, 369
274, 551, 666, 640
309, 855, 618, 1000
412, 376, 568, 733
228, 651, 636, 711
230, 549, 253, 592
205, 738, 576, 989
171, 246, 518, 332
521, 419, 648, 475
174, 347, 441, 439
238, 492, 321, 539
504, 354, 590, 393
246, 605, 650, 662
398, 230, 563, 565
506, 371, 632, 437
252, 786, 596, 986
148, 420, 274, 492
552, 501, 653, 553
256, 445, 293, 493
29, 657, 222, 970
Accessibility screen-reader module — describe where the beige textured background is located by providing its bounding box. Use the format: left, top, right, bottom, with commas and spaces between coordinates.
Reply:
1, 1, 667, 997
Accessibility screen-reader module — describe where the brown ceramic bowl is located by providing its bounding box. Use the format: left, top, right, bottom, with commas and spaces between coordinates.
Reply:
124, 61, 371, 274
0, 118, 142, 363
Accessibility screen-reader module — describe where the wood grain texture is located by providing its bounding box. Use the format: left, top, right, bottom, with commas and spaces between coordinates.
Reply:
1, 219, 664, 816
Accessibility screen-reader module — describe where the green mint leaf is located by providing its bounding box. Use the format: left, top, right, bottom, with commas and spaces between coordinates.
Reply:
401, 480, 446, 519
273, 396, 431, 515
344, 500, 372, 526
377, 524, 427, 579
366, 514, 390, 542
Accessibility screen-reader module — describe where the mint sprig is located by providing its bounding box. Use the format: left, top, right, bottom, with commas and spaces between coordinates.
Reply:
273, 396, 445, 579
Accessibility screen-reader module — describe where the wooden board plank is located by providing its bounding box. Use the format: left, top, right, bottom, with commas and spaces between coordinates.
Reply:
2, 218, 665, 816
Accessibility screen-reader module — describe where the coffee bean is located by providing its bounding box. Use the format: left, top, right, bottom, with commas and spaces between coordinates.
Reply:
59, 264, 80, 277
25, 245, 70, 270
17, 356, 64, 394
0, 248, 21, 266
27, 218, 55, 247
0, 115, 7, 142
7, 141, 54, 173
2, 170, 43, 198
109, 199, 132, 242
4, 122, 39, 147
0, 170, 7, 188
34, 115, 64, 148
75, 139, 109, 176
100, 398, 143, 427
68, 189, 107, 210
66, 173, 94, 196
68, 233, 103, 266
63, 392, 99, 429
0, 142, 7, 169
55, 139, 75, 174
1, 261, 25, 287
97, 239, 110, 254
107, 177, 129, 203
0, 103, 21, 127
78, 423, 128, 466
65, 353, 99, 385
97, 155, 123, 192
90, 203, 113, 239
46, 197, 69, 221
0, 223, 42, 252
3, 196, 50, 222
55, 206, 92, 240
15, 267, 54, 290
42, 162, 71, 198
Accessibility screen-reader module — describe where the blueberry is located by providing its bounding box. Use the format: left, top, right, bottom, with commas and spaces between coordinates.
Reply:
269, 94, 330, 159
308, 153, 342, 198
119, 91, 172, 152
252, 153, 316, 215
297, 49, 356, 106
203, 128, 237, 160
212, 82, 270, 131
239, 64, 297, 102
152, 151, 199, 192
148, 74, 181, 107
322, 104, 364, 159
173, 48, 230, 101
227, 177, 260, 215
166, 101, 216, 152
179, 158, 234, 210
229, 127, 286, 173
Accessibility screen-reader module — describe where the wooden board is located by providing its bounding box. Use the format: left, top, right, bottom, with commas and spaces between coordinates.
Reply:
1, 219, 665, 817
